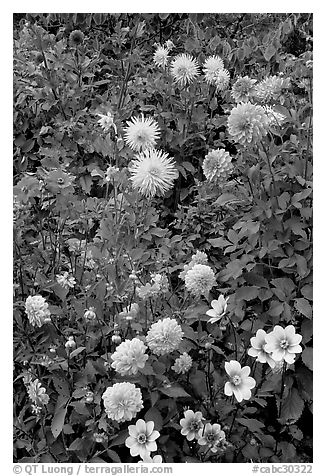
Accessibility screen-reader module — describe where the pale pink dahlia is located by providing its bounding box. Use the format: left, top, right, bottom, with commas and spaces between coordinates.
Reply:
125, 419, 160, 459
25, 295, 51, 327
146, 318, 183, 355
224, 360, 256, 403
202, 149, 233, 183
231, 76, 257, 103
264, 325, 302, 364
227, 102, 270, 145
254, 75, 290, 103
111, 338, 149, 376
180, 409, 204, 441
102, 382, 143, 422
184, 264, 216, 298
172, 352, 193, 374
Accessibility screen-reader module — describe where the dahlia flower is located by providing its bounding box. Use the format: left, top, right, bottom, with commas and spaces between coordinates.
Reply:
202, 149, 233, 183
84, 307, 97, 323
65, 336, 76, 350
231, 76, 257, 103
56, 271, 76, 289
111, 338, 149, 376
184, 264, 216, 298
129, 149, 178, 198
180, 409, 204, 441
206, 295, 229, 324
264, 325, 302, 364
212, 68, 230, 91
197, 423, 226, 452
46, 169, 74, 193
124, 115, 160, 152
263, 105, 286, 127
102, 382, 143, 423
25, 295, 51, 327
125, 419, 160, 459
202, 55, 225, 86
165, 40, 175, 50
137, 274, 169, 300
140, 455, 163, 463
97, 111, 116, 133
69, 30, 84, 45
170, 54, 199, 87
153, 45, 170, 68
27, 379, 49, 406
247, 329, 276, 368
254, 75, 290, 103
227, 102, 270, 145
172, 352, 193, 374
179, 251, 208, 280
146, 318, 183, 356
224, 360, 256, 403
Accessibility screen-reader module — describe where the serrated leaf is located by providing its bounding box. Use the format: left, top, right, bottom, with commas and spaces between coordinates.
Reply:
51, 406, 67, 439
236, 418, 265, 433
279, 388, 304, 424
294, 298, 312, 319
301, 347, 313, 371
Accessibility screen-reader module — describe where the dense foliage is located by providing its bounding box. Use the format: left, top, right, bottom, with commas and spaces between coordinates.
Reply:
13, 13, 312, 464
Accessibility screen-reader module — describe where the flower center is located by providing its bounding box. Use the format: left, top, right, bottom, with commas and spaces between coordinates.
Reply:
190, 421, 200, 431
177, 66, 188, 76
149, 167, 160, 177
231, 375, 241, 386
57, 178, 65, 185
206, 433, 216, 443
279, 339, 289, 349
137, 433, 147, 444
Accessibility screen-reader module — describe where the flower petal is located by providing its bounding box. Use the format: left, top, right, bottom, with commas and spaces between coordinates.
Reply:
224, 381, 233, 396
233, 386, 243, 402
147, 430, 160, 442
136, 419, 147, 433
145, 421, 154, 435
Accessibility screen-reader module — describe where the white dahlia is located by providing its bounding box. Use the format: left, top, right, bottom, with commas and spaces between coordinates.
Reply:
153, 45, 170, 68
27, 379, 50, 406
227, 102, 270, 145
124, 115, 160, 152
214, 68, 230, 91
170, 54, 199, 87
129, 149, 178, 198
146, 318, 184, 356
185, 264, 216, 298
111, 338, 149, 376
179, 250, 208, 280
172, 352, 193, 374
231, 76, 257, 103
254, 75, 290, 103
202, 55, 225, 86
202, 149, 233, 183
97, 111, 116, 133
25, 295, 51, 327
102, 382, 143, 423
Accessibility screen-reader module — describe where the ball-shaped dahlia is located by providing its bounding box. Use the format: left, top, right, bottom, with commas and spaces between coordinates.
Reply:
202, 149, 233, 183
170, 54, 199, 87
254, 75, 290, 103
25, 295, 51, 327
111, 338, 149, 376
102, 382, 143, 423
231, 76, 257, 103
146, 318, 184, 355
185, 264, 216, 298
172, 352, 193, 374
227, 102, 270, 145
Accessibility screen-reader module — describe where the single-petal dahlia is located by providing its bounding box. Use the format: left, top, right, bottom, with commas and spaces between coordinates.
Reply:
129, 149, 178, 198
227, 102, 270, 145
197, 423, 226, 452
247, 329, 276, 368
202, 149, 233, 183
172, 352, 193, 374
102, 382, 143, 423
153, 45, 170, 68
27, 379, 50, 406
180, 409, 204, 441
97, 111, 116, 132
124, 115, 160, 152
231, 76, 257, 102
146, 318, 184, 356
125, 419, 160, 459
25, 295, 51, 327
206, 295, 229, 324
170, 54, 199, 87
254, 75, 290, 103
111, 338, 149, 376
203, 55, 225, 86
264, 325, 302, 364
224, 360, 256, 402
184, 264, 216, 298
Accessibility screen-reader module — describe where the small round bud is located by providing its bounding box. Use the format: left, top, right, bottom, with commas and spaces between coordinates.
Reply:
112, 334, 122, 344
69, 30, 84, 45
205, 342, 212, 350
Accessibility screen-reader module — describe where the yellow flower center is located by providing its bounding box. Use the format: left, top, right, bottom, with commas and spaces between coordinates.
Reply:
232, 375, 241, 386
137, 433, 147, 444
279, 339, 289, 349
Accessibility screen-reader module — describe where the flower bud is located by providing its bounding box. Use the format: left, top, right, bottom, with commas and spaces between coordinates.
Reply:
65, 336, 76, 349
112, 334, 122, 344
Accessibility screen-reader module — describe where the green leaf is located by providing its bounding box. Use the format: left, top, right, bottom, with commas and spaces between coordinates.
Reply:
51, 406, 67, 439
159, 385, 190, 399
243, 272, 269, 288
294, 298, 312, 319
264, 44, 276, 61
236, 418, 265, 433
145, 407, 163, 431
109, 429, 129, 447
235, 286, 259, 301
69, 346, 86, 359
301, 347, 313, 371
106, 449, 121, 463
208, 237, 229, 248
52, 377, 70, 397
213, 193, 238, 207
279, 388, 304, 424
